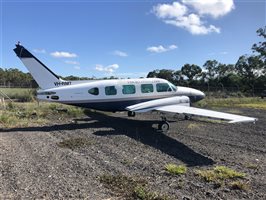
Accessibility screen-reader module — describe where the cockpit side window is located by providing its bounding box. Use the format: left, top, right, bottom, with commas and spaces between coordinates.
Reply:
88, 87, 99, 95
105, 86, 117, 95
156, 83, 172, 92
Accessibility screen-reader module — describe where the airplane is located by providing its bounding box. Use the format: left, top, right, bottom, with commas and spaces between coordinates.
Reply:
13, 43, 257, 131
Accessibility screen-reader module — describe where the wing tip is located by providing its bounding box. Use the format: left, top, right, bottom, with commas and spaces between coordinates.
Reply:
229, 118, 258, 124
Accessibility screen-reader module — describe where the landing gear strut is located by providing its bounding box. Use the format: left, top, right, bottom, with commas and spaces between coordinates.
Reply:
128, 111, 136, 117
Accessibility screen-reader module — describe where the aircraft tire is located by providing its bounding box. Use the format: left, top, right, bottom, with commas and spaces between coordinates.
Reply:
159, 121, 170, 132
128, 111, 136, 117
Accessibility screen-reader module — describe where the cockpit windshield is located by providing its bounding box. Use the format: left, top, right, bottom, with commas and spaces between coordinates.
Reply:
169, 82, 177, 92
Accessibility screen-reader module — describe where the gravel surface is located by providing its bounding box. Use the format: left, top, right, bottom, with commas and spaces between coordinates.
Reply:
0, 108, 265, 199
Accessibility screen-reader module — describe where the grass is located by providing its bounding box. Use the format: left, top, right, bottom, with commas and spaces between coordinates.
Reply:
196, 97, 266, 110
187, 123, 203, 129
0, 102, 84, 128
165, 164, 187, 175
196, 166, 245, 183
229, 181, 250, 191
99, 174, 170, 200
57, 137, 95, 150
196, 166, 247, 189
0, 88, 36, 102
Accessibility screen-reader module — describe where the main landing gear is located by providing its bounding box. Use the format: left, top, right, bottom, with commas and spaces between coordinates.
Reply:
127, 111, 136, 117
158, 115, 170, 132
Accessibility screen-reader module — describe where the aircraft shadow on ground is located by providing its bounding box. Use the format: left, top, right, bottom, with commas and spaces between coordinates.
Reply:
3, 110, 214, 167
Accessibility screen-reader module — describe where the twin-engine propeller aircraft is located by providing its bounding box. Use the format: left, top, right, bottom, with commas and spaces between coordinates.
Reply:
14, 43, 257, 131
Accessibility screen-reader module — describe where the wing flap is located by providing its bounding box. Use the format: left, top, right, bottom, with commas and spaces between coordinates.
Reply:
156, 105, 257, 123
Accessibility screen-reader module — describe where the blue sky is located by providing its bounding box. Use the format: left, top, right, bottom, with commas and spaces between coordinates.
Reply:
1, 0, 265, 78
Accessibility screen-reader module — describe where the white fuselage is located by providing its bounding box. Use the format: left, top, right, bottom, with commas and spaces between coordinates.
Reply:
37, 78, 205, 111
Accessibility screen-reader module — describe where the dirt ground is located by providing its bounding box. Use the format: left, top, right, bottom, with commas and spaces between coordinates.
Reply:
0, 107, 265, 199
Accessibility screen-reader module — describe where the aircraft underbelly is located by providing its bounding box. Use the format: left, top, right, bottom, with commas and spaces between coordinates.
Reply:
66, 98, 158, 111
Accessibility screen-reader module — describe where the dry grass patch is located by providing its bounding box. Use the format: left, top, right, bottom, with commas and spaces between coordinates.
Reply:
165, 164, 187, 175
57, 137, 95, 150
99, 174, 170, 200
196, 166, 245, 182
0, 102, 85, 128
229, 181, 250, 191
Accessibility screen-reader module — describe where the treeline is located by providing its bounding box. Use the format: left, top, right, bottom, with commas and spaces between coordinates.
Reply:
0, 69, 117, 88
147, 27, 266, 95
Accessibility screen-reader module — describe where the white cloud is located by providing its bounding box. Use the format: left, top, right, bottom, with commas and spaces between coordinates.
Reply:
113, 50, 128, 57
95, 64, 119, 73
147, 44, 177, 53
33, 49, 46, 54
152, 1, 233, 35
154, 2, 187, 19
50, 51, 77, 58
65, 60, 80, 65
74, 66, 81, 70
182, 0, 235, 18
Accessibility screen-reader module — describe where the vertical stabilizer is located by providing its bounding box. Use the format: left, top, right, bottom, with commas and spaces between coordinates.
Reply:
13, 43, 64, 89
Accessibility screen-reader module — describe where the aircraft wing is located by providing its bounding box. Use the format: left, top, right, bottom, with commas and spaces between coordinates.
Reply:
126, 97, 257, 123
155, 105, 257, 123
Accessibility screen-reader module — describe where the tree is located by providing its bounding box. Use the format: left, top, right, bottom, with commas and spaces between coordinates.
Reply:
203, 60, 219, 82
181, 64, 202, 84
235, 55, 264, 94
252, 26, 266, 60
147, 69, 175, 83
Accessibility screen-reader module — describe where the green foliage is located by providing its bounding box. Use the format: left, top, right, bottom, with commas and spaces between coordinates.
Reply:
147, 69, 175, 83
196, 97, 266, 110
252, 26, 266, 60
181, 64, 202, 83
196, 166, 245, 183
146, 27, 266, 95
0, 102, 85, 128
0, 88, 36, 102
165, 164, 187, 175
134, 186, 170, 200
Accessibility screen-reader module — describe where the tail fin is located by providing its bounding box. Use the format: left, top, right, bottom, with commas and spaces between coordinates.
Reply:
13, 43, 66, 89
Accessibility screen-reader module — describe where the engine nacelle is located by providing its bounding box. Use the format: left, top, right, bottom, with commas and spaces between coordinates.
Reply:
126, 96, 190, 112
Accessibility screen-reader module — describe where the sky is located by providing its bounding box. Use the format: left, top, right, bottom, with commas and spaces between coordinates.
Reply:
0, 0, 265, 79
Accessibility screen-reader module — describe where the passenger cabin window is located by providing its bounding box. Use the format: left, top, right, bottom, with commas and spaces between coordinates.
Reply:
141, 84, 154, 93
88, 87, 99, 95
105, 86, 117, 95
156, 83, 172, 92
122, 85, 135, 94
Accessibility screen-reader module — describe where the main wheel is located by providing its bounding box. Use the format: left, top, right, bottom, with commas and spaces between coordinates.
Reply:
184, 115, 191, 120
158, 121, 170, 132
127, 111, 136, 117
